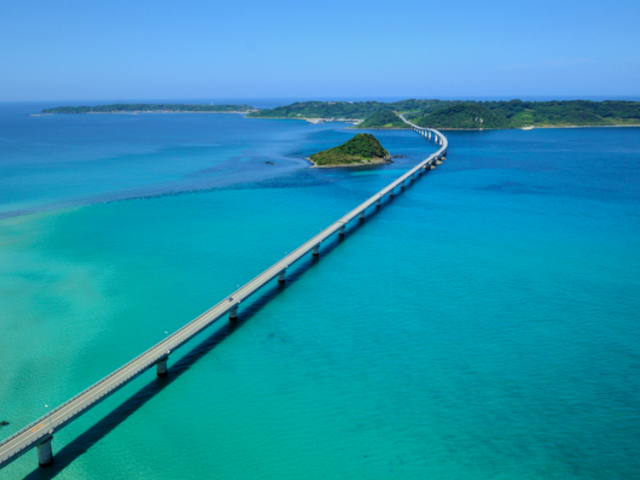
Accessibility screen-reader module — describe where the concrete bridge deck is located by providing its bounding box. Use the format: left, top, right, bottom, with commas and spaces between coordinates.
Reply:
0, 119, 447, 469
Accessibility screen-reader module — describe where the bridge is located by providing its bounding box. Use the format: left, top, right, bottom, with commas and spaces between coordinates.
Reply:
0, 117, 447, 470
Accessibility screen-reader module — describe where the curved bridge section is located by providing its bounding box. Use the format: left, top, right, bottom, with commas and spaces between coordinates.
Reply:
0, 121, 448, 470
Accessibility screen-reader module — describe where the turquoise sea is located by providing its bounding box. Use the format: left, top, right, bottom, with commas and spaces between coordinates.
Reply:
1, 102, 639, 479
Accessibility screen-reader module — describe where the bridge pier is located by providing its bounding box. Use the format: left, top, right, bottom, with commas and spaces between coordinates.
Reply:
156, 357, 168, 377
390, 188, 394, 197
376, 197, 381, 207
278, 270, 286, 283
37, 437, 54, 467
401, 182, 405, 191
229, 306, 238, 321
312, 244, 320, 256
339, 225, 346, 237
359, 210, 365, 220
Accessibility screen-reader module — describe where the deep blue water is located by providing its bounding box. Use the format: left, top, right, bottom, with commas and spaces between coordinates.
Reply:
1, 102, 639, 479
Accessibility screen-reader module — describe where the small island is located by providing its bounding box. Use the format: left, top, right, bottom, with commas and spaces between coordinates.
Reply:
308, 133, 391, 167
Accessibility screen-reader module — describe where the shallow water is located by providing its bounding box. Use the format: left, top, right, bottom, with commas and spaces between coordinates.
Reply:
1, 104, 639, 479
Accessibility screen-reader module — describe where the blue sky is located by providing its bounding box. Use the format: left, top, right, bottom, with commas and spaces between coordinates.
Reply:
1, 0, 639, 101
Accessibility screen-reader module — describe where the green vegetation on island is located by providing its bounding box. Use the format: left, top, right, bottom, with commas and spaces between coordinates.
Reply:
42, 100, 640, 129
247, 99, 640, 130
309, 133, 390, 167
409, 100, 640, 129
41, 104, 255, 114
356, 110, 408, 129
246, 99, 453, 120
412, 103, 505, 129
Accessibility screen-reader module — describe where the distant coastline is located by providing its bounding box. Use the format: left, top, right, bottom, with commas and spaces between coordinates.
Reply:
36, 111, 251, 116
248, 116, 362, 125
432, 124, 640, 131
40, 99, 640, 131
41, 104, 256, 114
246, 99, 640, 130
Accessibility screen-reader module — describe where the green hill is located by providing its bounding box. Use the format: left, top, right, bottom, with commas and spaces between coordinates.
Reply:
247, 99, 640, 129
246, 99, 450, 120
413, 103, 508, 129
410, 100, 640, 129
309, 134, 390, 167
355, 110, 409, 129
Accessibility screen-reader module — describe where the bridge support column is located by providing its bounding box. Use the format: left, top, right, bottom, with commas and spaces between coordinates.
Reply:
390, 188, 394, 198
339, 225, 345, 237
37, 437, 54, 467
376, 198, 381, 207
312, 244, 320, 257
278, 270, 286, 283
157, 357, 168, 377
401, 182, 405, 191
229, 306, 238, 321
359, 210, 365, 220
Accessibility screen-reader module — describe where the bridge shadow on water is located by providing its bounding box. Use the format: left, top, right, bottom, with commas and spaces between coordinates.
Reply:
20, 197, 407, 479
